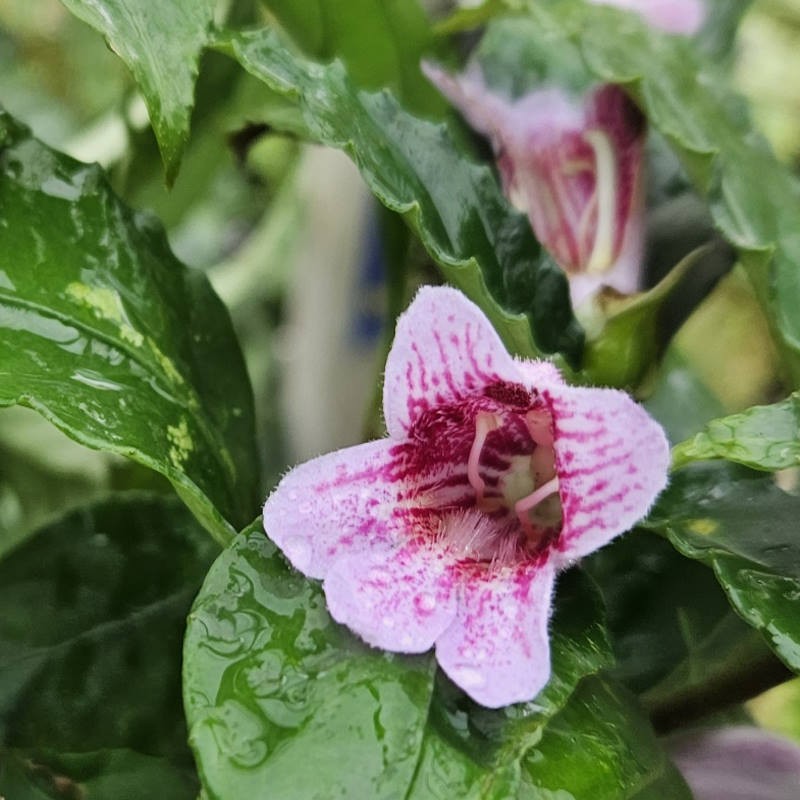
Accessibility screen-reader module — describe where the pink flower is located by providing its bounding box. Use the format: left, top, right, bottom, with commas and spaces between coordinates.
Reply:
263, 287, 669, 707
587, 0, 706, 36
422, 63, 646, 307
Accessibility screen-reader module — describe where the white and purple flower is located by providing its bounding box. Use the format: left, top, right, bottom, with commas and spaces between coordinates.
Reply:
263, 287, 669, 707
422, 63, 647, 307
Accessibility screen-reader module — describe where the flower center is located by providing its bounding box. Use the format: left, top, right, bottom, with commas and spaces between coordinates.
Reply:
466, 408, 561, 551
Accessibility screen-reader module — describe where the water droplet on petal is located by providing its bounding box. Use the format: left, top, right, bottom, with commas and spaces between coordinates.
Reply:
382, 616, 395, 629
451, 665, 486, 690
299, 501, 312, 514
283, 536, 312, 570
416, 592, 437, 613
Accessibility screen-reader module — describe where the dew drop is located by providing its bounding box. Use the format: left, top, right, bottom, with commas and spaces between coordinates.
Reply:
382, 616, 396, 629
416, 592, 437, 613
451, 665, 486, 689
283, 536, 312, 570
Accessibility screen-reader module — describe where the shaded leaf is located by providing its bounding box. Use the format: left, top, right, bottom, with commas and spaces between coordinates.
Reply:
0, 111, 259, 542
0, 494, 218, 764
672, 393, 800, 471
585, 531, 746, 694
646, 464, 800, 674
213, 26, 584, 363
59, 0, 215, 182
0, 748, 195, 800
519, 677, 692, 799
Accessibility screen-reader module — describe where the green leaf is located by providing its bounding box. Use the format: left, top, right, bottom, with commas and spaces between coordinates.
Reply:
646, 464, 800, 675
212, 26, 584, 363
183, 522, 437, 800
0, 111, 259, 542
0, 494, 217, 763
643, 348, 726, 445
0, 748, 196, 800
59, 0, 215, 182
260, 0, 445, 116
184, 524, 613, 799
404, 569, 612, 799
518, 677, 692, 799
672, 393, 800, 471
514, 0, 800, 383
580, 248, 703, 389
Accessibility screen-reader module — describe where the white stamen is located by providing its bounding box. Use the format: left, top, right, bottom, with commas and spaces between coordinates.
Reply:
467, 412, 500, 503
583, 129, 618, 275
515, 476, 561, 538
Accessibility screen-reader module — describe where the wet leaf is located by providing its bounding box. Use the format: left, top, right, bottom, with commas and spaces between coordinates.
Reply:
0, 111, 259, 542
672, 393, 800, 471
183, 522, 437, 800
0, 495, 217, 769
212, 26, 584, 364
59, 0, 215, 182
185, 525, 613, 799
646, 464, 800, 674
518, 677, 692, 799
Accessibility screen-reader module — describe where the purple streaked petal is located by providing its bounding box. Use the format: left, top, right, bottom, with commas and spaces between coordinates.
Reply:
383, 286, 519, 438
588, 0, 705, 35
420, 60, 511, 145
435, 563, 556, 708
545, 384, 670, 565
323, 540, 458, 652
263, 439, 401, 580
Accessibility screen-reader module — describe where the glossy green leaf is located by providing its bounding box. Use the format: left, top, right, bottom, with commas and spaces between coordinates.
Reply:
184, 526, 613, 800
646, 464, 800, 674
404, 569, 612, 799
0, 495, 217, 762
518, 677, 692, 799
213, 27, 584, 363
512, 0, 800, 383
183, 523, 437, 800
672, 393, 800, 471
0, 748, 195, 800
260, 0, 445, 116
0, 111, 259, 542
59, 0, 215, 182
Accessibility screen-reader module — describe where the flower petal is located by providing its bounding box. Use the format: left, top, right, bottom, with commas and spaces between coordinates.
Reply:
667, 726, 800, 800
383, 286, 519, 438
420, 60, 511, 144
263, 440, 401, 580
323, 540, 458, 652
545, 384, 670, 565
435, 563, 556, 708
